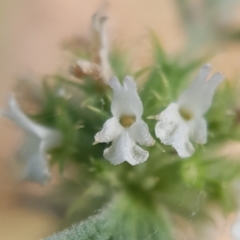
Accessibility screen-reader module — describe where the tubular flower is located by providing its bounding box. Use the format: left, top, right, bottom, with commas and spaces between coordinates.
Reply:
155, 64, 224, 158
71, 11, 112, 83
94, 76, 155, 165
1, 95, 62, 184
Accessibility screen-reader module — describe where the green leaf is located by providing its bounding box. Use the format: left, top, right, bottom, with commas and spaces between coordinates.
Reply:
45, 195, 174, 240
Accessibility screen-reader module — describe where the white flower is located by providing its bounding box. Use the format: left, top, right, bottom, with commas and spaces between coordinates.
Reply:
71, 11, 112, 83
155, 64, 224, 158
1, 95, 62, 184
94, 76, 155, 165
91, 12, 112, 82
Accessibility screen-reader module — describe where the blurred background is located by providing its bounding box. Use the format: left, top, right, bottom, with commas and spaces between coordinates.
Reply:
0, 0, 240, 239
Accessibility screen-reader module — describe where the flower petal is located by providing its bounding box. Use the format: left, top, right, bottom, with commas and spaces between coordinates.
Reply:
123, 76, 143, 116
190, 117, 207, 144
92, 12, 112, 83
205, 72, 224, 100
7, 95, 62, 149
178, 64, 212, 108
171, 123, 195, 158
155, 103, 180, 145
129, 119, 155, 146
2, 95, 62, 184
108, 76, 122, 91
155, 103, 194, 158
17, 137, 50, 184
197, 72, 224, 115
109, 76, 143, 117
103, 130, 149, 165
7, 95, 49, 136
94, 117, 122, 143
178, 64, 224, 116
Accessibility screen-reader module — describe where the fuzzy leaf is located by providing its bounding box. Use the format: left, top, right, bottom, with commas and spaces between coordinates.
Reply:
45, 196, 174, 240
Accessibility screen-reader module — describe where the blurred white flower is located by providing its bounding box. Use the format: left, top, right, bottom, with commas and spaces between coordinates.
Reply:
71, 11, 112, 83
1, 95, 62, 184
91, 11, 112, 82
94, 76, 155, 165
155, 64, 224, 158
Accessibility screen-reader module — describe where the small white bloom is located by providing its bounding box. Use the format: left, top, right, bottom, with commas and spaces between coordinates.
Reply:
94, 76, 155, 165
72, 11, 112, 83
1, 95, 62, 184
91, 12, 112, 82
155, 64, 224, 158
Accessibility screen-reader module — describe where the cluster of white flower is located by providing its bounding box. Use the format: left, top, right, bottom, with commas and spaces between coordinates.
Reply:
94, 64, 224, 165
0, 11, 224, 185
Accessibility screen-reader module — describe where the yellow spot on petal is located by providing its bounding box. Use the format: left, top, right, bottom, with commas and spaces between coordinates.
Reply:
179, 107, 193, 121
119, 115, 136, 128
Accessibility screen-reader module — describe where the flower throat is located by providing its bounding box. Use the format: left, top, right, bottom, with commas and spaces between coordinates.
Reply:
119, 115, 136, 128
179, 107, 193, 121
